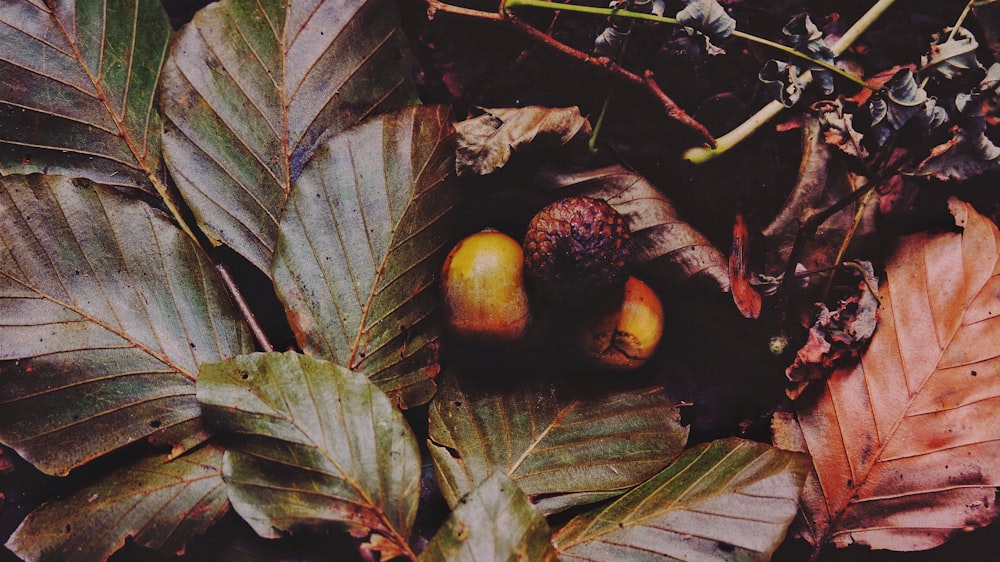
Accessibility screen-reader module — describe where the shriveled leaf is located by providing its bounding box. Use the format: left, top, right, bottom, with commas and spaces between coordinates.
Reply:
814, 99, 868, 159
0, 175, 253, 476
773, 198, 1000, 552
0, 0, 170, 198
6, 445, 228, 562
428, 369, 688, 516
956, 62, 1000, 125
272, 105, 458, 408
676, 0, 735, 49
785, 261, 880, 399
455, 106, 591, 177
553, 438, 810, 561
418, 472, 557, 562
919, 26, 983, 82
910, 124, 1000, 181
759, 59, 807, 107
867, 68, 948, 146
160, 0, 418, 274
197, 351, 420, 560
781, 14, 836, 95
538, 164, 730, 291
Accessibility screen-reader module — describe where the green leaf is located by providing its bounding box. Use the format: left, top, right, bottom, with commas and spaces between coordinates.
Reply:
553, 438, 810, 561
160, 0, 419, 274
272, 105, 459, 408
5, 445, 229, 562
418, 472, 558, 562
0, 174, 254, 476
197, 351, 421, 561
0, 0, 170, 198
428, 369, 689, 516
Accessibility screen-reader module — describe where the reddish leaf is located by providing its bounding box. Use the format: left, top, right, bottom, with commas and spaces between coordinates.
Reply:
773, 198, 1000, 553
730, 212, 761, 319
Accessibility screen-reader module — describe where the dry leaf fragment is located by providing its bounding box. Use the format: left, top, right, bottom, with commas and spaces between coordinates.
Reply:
730, 212, 762, 319
455, 107, 591, 176
536, 165, 730, 291
773, 198, 1000, 553
784, 260, 880, 399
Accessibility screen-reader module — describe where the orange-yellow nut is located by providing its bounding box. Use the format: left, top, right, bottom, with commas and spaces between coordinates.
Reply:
579, 276, 663, 370
440, 230, 532, 343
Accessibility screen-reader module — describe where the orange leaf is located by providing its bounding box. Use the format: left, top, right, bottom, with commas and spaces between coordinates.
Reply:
730, 212, 761, 319
773, 198, 1000, 553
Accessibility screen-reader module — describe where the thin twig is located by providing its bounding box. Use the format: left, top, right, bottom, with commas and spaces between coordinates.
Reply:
421, 0, 716, 145
507, 13, 717, 145
215, 263, 275, 352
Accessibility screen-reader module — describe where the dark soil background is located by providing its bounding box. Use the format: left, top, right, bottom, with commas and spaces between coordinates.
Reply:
3, 0, 1000, 560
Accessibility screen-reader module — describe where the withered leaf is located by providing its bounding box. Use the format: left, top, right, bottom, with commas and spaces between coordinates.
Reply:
455, 106, 591, 177
785, 260, 880, 399
773, 198, 1000, 552
762, 115, 877, 277
536, 165, 730, 291
919, 26, 983, 82
867, 68, 948, 146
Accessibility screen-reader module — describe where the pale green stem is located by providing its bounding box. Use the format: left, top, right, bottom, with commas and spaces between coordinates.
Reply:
684, 0, 897, 163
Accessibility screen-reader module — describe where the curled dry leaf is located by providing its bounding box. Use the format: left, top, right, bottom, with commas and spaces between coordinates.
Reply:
537, 165, 730, 291
773, 198, 1000, 553
676, 0, 736, 51
785, 260, 880, 400
919, 26, 983, 82
454, 106, 591, 177
867, 68, 948, 147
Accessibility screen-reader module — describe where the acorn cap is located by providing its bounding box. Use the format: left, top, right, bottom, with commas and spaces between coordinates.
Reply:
523, 196, 632, 302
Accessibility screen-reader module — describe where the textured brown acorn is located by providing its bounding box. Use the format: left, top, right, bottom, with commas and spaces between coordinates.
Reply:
440, 230, 532, 343
523, 196, 632, 303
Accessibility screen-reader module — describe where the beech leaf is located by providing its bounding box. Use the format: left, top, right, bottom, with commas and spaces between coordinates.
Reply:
160, 0, 418, 274
0, 174, 254, 476
5, 445, 228, 562
762, 116, 877, 276
0, 0, 170, 198
197, 351, 420, 560
417, 472, 558, 562
553, 438, 810, 561
454, 106, 591, 177
773, 198, 1000, 552
271, 105, 459, 408
537, 164, 730, 291
427, 369, 689, 517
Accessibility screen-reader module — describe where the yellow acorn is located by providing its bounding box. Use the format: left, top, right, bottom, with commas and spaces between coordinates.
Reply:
578, 276, 664, 370
440, 230, 533, 343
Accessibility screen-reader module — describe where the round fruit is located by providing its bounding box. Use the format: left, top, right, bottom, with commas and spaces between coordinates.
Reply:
578, 276, 663, 370
523, 196, 631, 302
440, 230, 532, 343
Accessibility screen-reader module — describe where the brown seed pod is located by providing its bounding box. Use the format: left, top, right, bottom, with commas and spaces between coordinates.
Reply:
523, 196, 632, 303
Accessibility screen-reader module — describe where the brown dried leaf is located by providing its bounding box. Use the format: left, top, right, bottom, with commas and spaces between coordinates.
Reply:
537, 165, 730, 291
762, 115, 877, 276
773, 198, 1000, 553
455, 106, 591, 177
